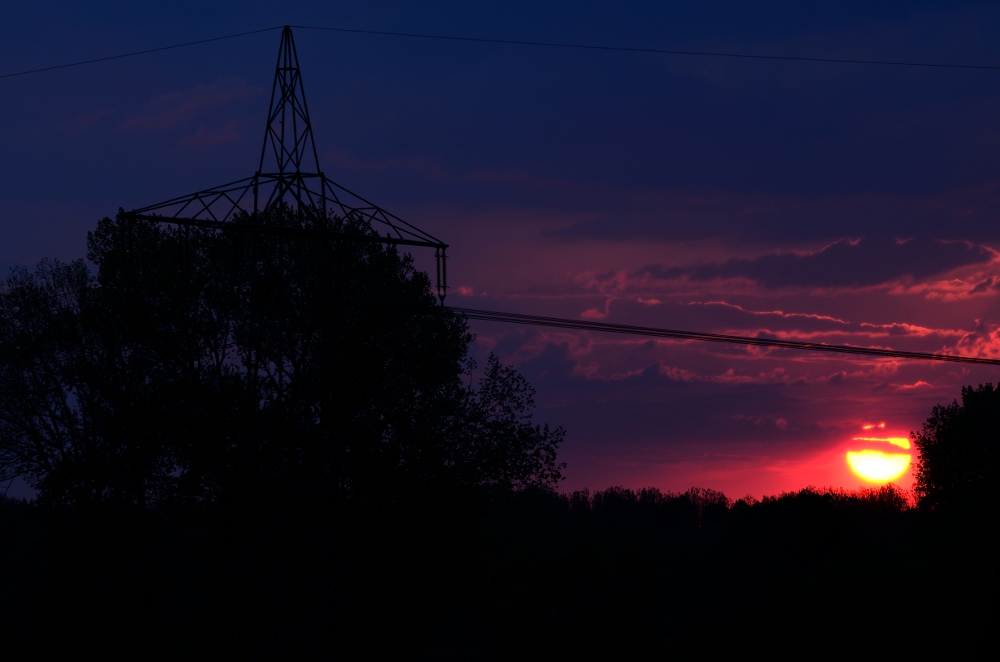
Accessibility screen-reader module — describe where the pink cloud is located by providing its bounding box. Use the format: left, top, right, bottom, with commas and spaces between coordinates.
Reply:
892, 381, 933, 390
689, 300, 960, 340
580, 308, 607, 320
952, 318, 1000, 358
124, 77, 263, 132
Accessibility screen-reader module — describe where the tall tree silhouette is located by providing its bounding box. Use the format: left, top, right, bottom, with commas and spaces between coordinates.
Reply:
912, 383, 999, 513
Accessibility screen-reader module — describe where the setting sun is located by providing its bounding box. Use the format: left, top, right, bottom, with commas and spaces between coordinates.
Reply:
846, 450, 911, 482
845, 424, 913, 483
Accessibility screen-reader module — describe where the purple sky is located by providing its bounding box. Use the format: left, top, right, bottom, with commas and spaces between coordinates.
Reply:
5, 1, 1000, 498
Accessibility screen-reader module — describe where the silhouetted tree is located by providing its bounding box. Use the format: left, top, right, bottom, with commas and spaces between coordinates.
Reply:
0, 208, 565, 513
912, 383, 1000, 513
451, 354, 565, 490
0, 255, 197, 510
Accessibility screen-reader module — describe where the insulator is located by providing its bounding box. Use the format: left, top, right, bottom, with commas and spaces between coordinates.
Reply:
435, 248, 442, 301
439, 249, 448, 304
442, 250, 447, 293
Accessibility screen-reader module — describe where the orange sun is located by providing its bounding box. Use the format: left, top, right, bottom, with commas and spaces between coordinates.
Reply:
846, 423, 911, 483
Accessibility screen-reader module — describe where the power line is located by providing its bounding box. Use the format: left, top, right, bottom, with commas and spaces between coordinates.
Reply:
5, 24, 1000, 82
451, 307, 1000, 365
293, 25, 1000, 72
0, 27, 282, 81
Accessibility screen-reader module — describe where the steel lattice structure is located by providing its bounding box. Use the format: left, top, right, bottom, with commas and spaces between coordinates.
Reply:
126, 25, 449, 301
124, 27, 452, 659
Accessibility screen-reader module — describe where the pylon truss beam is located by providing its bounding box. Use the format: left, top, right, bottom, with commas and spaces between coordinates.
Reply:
125, 172, 447, 250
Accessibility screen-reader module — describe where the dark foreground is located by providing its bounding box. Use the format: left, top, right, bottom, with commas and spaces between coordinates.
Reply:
0, 484, 993, 659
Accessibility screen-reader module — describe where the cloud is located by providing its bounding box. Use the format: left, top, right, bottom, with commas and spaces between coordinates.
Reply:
731, 414, 789, 430
124, 77, 263, 132
632, 238, 993, 289
679, 300, 958, 340
892, 381, 932, 390
542, 179, 1000, 245
968, 276, 998, 295
181, 121, 241, 147
953, 318, 1000, 359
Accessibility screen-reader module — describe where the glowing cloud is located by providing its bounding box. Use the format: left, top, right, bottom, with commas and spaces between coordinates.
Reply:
852, 436, 911, 449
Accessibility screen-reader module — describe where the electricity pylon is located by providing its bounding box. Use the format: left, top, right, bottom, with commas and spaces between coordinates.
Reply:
127, 25, 449, 302
127, 26, 451, 659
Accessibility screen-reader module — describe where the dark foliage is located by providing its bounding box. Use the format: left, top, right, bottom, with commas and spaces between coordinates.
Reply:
0, 208, 571, 658
1, 483, 992, 659
913, 383, 1000, 515
0, 209, 565, 513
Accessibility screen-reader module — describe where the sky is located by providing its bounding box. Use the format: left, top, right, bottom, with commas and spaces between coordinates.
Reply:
4, 1, 1000, 498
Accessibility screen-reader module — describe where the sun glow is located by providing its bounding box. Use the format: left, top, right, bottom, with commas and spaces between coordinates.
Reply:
846, 450, 911, 482
845, 424, 913, 483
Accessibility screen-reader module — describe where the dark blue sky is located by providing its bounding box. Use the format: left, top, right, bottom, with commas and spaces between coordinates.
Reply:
6, 2, 1000, 255
5, 1, 1000, 496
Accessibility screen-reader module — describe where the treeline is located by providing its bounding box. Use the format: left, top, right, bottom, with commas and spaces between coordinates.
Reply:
0, 481, 990, 658
231, 482, 993, 657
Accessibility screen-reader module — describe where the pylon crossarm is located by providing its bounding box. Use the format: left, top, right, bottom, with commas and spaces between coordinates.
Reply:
320, 176, 445, 245
125, 212, 447, 250
130, 176, 257, 215
127, 176, 444, 244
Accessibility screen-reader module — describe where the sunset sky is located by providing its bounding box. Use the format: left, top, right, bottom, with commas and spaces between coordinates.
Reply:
5, 1, 1000, 498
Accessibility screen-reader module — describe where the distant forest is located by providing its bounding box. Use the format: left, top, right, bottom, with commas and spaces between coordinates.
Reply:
0, 211, 995, 658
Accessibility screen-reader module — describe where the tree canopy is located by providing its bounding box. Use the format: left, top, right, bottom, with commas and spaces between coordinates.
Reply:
912, 382, 999, 514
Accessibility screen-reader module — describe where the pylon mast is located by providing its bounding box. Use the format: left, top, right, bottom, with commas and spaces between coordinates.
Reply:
127, 26, 449, 301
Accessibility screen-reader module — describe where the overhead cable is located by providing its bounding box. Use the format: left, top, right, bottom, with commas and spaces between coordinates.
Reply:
5, 24, 1000, 82
294, 25, 1000, 71
0, 27, 282, 81
450, 307, 1000, 365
